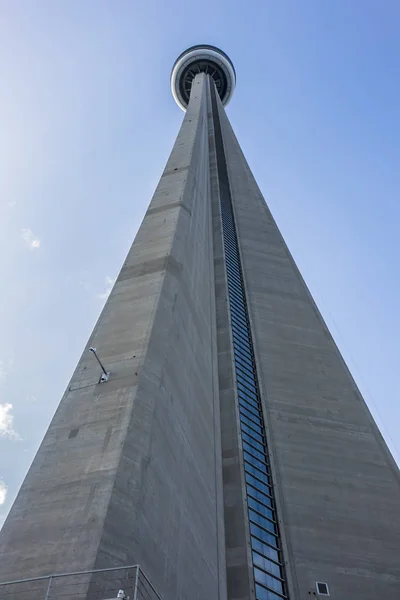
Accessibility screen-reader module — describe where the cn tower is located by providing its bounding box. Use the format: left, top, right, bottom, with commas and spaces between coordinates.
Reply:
1, 45, 400, 600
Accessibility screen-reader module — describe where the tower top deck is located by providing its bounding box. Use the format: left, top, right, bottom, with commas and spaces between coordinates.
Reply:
171, 44, 236, 111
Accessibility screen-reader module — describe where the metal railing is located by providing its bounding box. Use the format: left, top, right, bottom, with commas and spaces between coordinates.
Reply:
0, 564, 162, 600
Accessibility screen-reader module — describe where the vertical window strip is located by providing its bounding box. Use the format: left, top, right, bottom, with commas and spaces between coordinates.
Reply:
210, 81, 288, 598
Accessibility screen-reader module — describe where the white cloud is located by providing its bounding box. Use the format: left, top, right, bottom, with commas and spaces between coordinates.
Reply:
0, 480, 7, 505
0, 403, 21, 440
21, 228, 41, 250
97, 275, 116, 300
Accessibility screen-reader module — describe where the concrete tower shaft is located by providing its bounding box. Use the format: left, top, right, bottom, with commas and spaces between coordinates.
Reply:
0, 71, 226, 600
1, 46, 400, 600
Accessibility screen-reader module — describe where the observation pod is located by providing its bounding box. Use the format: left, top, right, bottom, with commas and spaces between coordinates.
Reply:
171, 44, 236, 111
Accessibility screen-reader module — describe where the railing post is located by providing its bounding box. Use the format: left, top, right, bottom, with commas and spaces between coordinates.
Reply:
132, 566, 140, 600
44, 575, 53, 600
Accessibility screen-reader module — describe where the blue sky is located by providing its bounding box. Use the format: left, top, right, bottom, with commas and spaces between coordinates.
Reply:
0, 0, 399, 525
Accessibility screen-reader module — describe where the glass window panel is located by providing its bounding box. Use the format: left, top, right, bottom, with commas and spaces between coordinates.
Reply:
236, 369, 256, 389
254, 570, 284, 595
234, 343, 252, 360
230, 309, 246, 323
242, 423, 263, 443
244, 452, 269, 474
242, 434, 265, 454
230, 302, 246, 316
225, 254, 240, 268
231, 311, 248, 326
222, 212, 234, 223
237, 382, 258, 402
236, 360, 254, 378
236, 365, 256, 382
232, 324, 250, 341
237, 375, 257, 394
225, 248, 238, 259
240, 408, 263, 433
236, 364, 255, 382
248, 496, 274, 521
232, 327, 251, 345
228, 285, 243, 300
230, 301, 246, 316
231, 319, 248, 335
247, 484, 273, 508
236, 360, 255, 377
226, 268, 241, 281
255, 583, 283, 600
226, 265, 242, 281
245, 455, 268, 473
235, 354, 255, 370
252, 552, 281, 579
243, 442, 266, 464
224, 227, 237, 239
223, 219, 236, 231
233, 343, 252, 359
236, 367, 257, 394
234, 343, 253, 360
227, 279, 243, 295
223, 225, 236, 235
231, 315, 247, 330
231, 323, 249, 340
232, 336, 251, 354
250, 523, 278, 549
225, 242, 237, 254
234, 345, 253, 361
228, 282, 243, 297
228, 286, 244, 300
245, 472, 272, 495
230, 292, 245, 307
239, 385, 258, 403
235, 357, 254, 374
242, 424, 263, 444
228, 281, 241, 294
226, 251, 239, 263
237, 376, 257, 392
231, 309, 248, 326
229, 293, 245, 308
231, 317, 249, 333
238, 400, 260, 418
229, 295, 245, 309
248, 509, 276, 534
240, 411, 262, 429
245, 462, 270, 485
238, 394, 259, 411
226, 267, 242, 282
225, 231, 237, 241
251, 537, 279, 563
231, 319, 249, 334
233, 335, 251, 351
238, 389, 258, 406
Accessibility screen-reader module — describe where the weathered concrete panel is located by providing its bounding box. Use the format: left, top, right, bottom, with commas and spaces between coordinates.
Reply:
217, 92, 400, 599
0, 74, 226, 600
